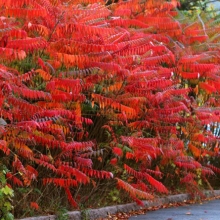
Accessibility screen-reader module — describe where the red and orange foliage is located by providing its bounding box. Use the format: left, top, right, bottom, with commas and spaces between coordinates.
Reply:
0, 0, 220, 214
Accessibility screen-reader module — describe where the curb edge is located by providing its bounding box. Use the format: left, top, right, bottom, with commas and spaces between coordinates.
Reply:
18, 190, 220, 220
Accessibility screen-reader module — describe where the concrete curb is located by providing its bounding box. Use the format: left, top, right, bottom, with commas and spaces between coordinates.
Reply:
19, 190, 220, 220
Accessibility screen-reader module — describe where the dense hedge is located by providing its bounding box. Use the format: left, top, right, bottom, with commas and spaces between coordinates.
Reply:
1, 0, 220, 218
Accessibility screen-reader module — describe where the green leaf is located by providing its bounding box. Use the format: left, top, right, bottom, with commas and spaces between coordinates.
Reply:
2, 186, 14, 197
198, 179, 203, 186
34, 188, 42, 195
0, 173, 6, 184
112, 196, 118, 201
5, 213, 14, 220
123, 145, 132, 153
4, 201, 12, 211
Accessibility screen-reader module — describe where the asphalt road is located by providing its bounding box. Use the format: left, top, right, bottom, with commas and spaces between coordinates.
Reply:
129, 199, 220, 220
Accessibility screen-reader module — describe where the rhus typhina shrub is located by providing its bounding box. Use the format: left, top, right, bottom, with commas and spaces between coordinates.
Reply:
1, 0, 220, 217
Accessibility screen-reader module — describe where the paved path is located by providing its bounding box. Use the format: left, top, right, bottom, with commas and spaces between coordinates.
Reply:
129, 199, 220, 220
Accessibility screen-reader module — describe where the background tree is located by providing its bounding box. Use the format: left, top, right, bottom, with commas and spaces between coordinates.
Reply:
179, 0, 220, 11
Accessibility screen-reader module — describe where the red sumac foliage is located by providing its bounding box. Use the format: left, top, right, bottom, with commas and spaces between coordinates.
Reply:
1, 0, 220, 215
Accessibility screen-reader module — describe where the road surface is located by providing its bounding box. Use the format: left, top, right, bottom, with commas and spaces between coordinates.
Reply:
129, 199, 220, 220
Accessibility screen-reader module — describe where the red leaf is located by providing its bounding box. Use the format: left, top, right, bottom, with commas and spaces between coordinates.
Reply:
112, 147, 123, 157
30, 202, 39, 210
110, 158, 118, 165
64, 187, 78, 208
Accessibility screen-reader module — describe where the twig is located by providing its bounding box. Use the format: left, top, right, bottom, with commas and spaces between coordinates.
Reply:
197, 13, 207, 36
